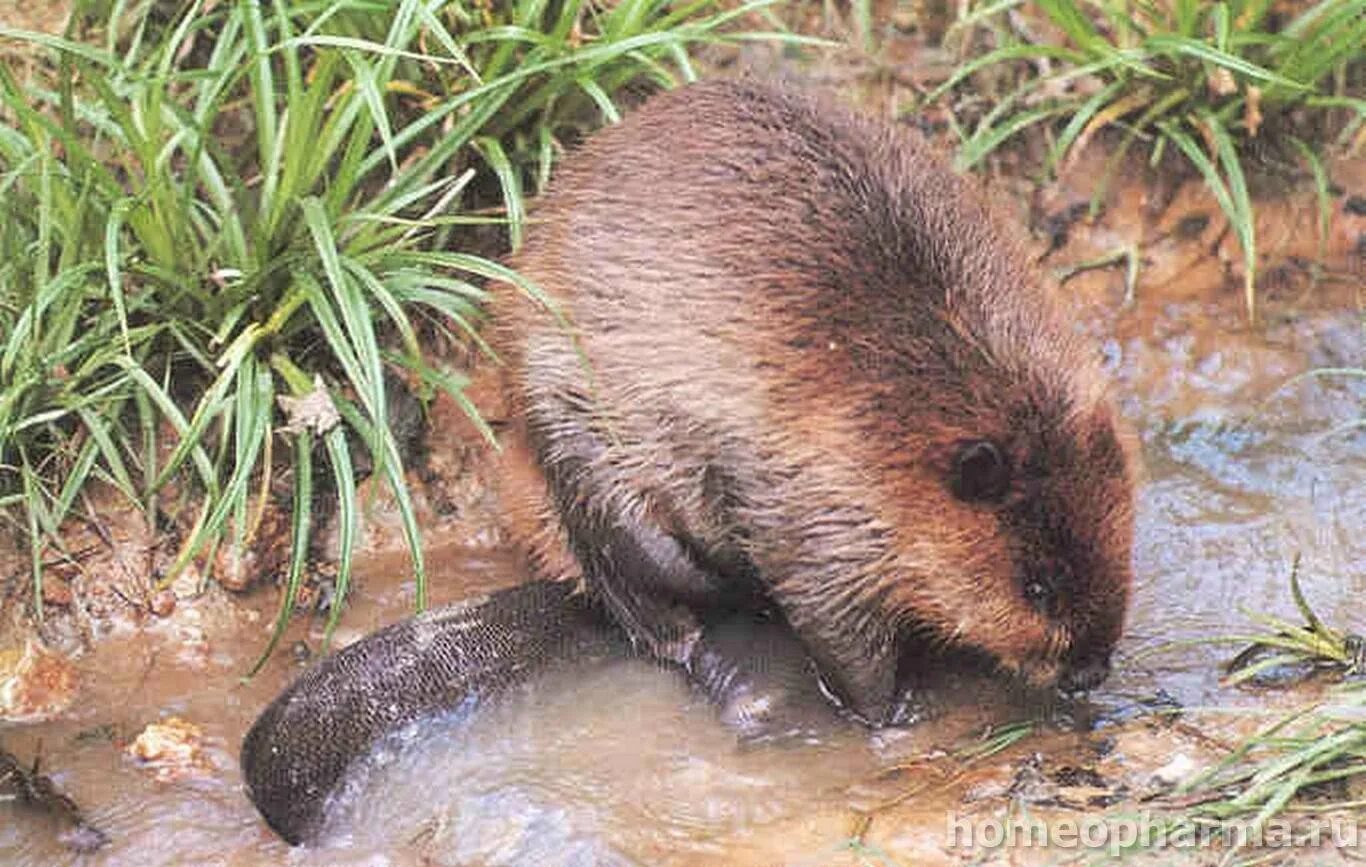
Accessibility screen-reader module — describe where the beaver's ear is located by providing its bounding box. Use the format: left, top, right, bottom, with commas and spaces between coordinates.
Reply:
949, 439, 1010, 503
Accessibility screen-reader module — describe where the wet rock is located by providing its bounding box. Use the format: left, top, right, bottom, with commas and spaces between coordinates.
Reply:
1150, 752, 1196, 788
1005, 753, 1053, 803
1050, 765, 1122, 808
0, 639, 79, 723
1051, 764, 1106, 788
127, 717, 211, 782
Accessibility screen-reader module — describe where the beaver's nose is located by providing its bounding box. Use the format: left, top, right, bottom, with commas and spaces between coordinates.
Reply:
1058, 653, 1112, 693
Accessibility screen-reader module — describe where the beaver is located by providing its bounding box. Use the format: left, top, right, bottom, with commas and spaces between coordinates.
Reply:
494, 79, 1136, 724
241, 79, 1137, 843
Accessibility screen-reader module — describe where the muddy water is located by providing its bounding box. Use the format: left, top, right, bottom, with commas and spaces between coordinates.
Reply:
1110, 299, 1365, 699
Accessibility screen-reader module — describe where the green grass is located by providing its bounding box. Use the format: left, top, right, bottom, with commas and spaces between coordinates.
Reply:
1176, 576, 1363, 830
0, 0, 785, 663
1100, 679, 1366, 865
927, 0, 1365, 319
1118, 561, 1366, 863
1146, 554, 1365, 686
1159, 682, 1365, 851
1220, 555, 1365, 687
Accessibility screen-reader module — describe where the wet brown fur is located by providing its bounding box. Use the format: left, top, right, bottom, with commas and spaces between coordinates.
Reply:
491, 80, 1136, 720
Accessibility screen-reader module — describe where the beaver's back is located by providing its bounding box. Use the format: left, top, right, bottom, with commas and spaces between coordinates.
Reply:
496, 79, 1090, 486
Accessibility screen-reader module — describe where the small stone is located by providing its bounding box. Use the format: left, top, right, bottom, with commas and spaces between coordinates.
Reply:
213, 545, 253, 593
1151, 753, 1196, 787
170, 565, 201, 598
149, 589, 177, 617
127, 717, 210, 782
0, 640, 80, 723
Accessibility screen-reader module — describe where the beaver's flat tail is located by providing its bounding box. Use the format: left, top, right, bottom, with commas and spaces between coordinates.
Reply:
239, 580, 623, 844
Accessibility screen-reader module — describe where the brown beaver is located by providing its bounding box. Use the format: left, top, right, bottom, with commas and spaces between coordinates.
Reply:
493, 79, 1137, 724
240, 80, 1137, 843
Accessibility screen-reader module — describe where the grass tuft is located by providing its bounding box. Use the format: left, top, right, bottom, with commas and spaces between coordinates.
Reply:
1221, 555, 1365, 687
1128, 558, 1366, 862
1, 0, 774, 656
1137, 680, 1366, 863
927, 0, 1365, 319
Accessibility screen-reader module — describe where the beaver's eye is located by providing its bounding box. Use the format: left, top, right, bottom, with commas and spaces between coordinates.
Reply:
1023, 579, 1052, 610
1023, 563, 1069, 613
950, 439, 1010, 503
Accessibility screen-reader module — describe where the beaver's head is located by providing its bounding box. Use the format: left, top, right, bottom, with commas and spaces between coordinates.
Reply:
813, 291, 1137, 721
780, 329, 1135, 724
900, 371, 1136, 694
